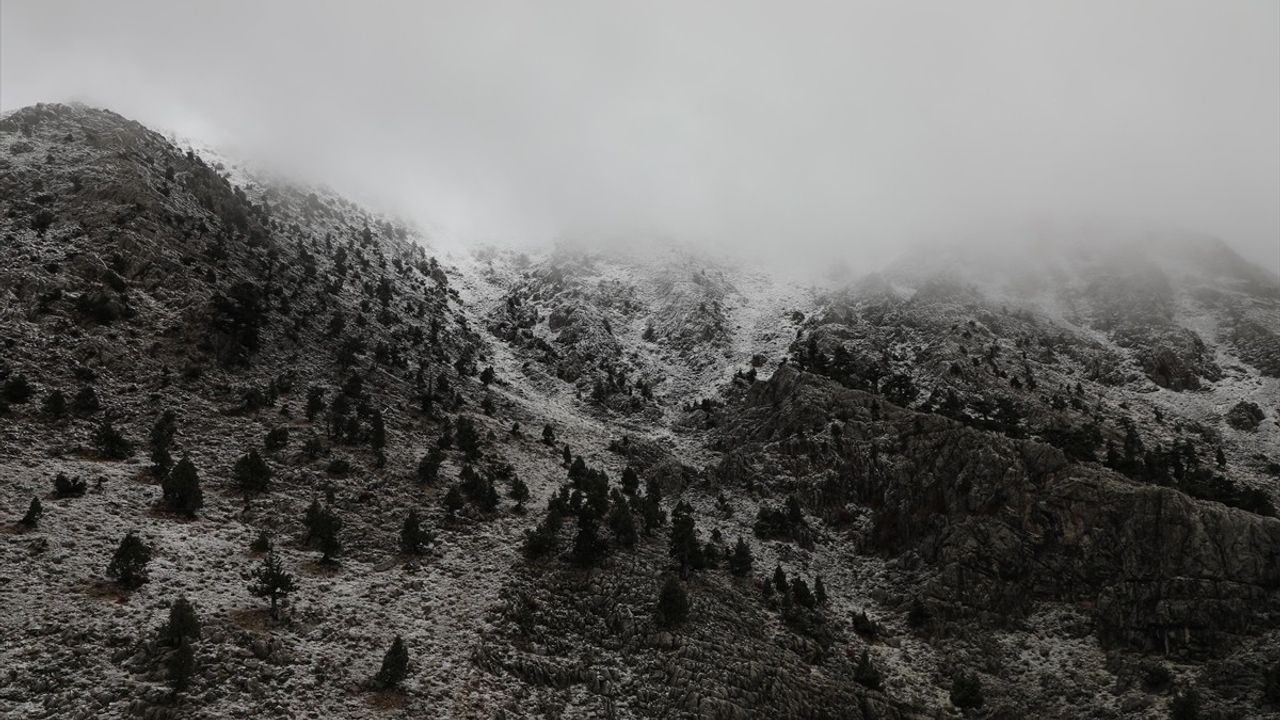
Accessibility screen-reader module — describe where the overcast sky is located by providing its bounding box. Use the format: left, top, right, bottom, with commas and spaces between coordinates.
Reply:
2, 1, 1277, 269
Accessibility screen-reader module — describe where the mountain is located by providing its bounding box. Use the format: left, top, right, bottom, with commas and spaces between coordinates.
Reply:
1, 103, 1277, 719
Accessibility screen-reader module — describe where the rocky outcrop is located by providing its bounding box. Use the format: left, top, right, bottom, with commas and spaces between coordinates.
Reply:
727, 366, 1280, 657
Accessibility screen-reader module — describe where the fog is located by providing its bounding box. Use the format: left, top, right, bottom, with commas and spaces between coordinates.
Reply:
2, 1, 1277, 270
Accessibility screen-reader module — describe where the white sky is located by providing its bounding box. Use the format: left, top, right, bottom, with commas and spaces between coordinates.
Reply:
2, 1, 1277, 270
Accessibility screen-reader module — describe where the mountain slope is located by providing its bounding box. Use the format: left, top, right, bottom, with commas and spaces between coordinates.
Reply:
1, 104, 1278, 719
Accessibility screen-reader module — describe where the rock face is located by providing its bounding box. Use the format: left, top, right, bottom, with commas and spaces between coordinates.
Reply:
727, 366, 1280, 658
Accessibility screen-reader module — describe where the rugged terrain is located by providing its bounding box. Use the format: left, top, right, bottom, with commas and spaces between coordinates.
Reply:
1, 104, 1278, 719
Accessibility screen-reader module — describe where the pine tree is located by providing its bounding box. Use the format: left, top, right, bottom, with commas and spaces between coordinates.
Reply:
249, 551, 296, 618
53, 472, 86, 497
312, 506, 343, 563
42, 389, 67, 418
443, 486, 464, 516
607, 492, 638, 548
1169, 688, 1200, 720
374, 635, 410, 689
645, 476, 663, 506
94, 420, 134, 459
561, 444, 572, 466
2, 374, 33, 403
510, 476, 530, 513
542, 424, 556, 445
19, 497, 42, 528
167, 636, 195, 692
1263, 662, 1280, 705
814, 575, 828, 605
107, 531, 152, 588
400, 509, 431, 554
264, 426, 289, 454
306, 386, 326, 421
572, 506, 607, 566
370, 409, 386, 452
669, 505, 703, 578
159, 597, 201, 647
853, 648, 882, 690
233, 450, 272, 501
479, 366, 496, 385
791, 577, 816, 608
729, 537, 753, 576
149, 410, 177, 475
416, 450, 441, 484
949, 672, 984, 710
250, 531, 272, 553
72, 385, 100, 415
621, 466, 639, 495
655, 576, 690, 629
907, 596, 930, 628
773, 565, 788, 594
456, 416, 481, 459
161, 455, 203, 517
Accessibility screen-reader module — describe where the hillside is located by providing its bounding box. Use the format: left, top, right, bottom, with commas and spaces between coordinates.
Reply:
1, 103, 1278, 720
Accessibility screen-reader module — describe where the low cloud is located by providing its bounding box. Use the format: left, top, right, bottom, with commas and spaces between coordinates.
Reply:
3, 1, 1277, 269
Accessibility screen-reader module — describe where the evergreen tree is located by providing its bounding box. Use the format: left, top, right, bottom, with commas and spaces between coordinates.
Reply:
791, 577, 816, 608
561, 444, 572, 466
250, 531, 272, 553
542, 423, 556, 445
93, 420, 134, 459
907, 596, 930, 628
949, 672, 984, 710
522, 520, 558, 559
814, 574, 828, 604
2, 374, 33, 403
773, 565, 788, 594
159, 597, 200, 647
53, 472, 86, 497
306, 386, 325, 422
374, 635, 410, 689
443, 486, 464, 516
669, 505, 703, 578
400, 509, 432, 554
572, 505, 607, 566
107, 531, 152, 588
161, 455, 203, 517
233, 450, 272, 501
655, 576, 690, 629
249, 551, 296, 618
479, 366, 496, 385
72, 385, 100, 415
313, 506, 343, 563
149, 410, 177, 475
456, 416, 481, 459
510, 476, 530, 513
303, 498, 325, 542
264, 426, 289, 454
416, 449, 441, 484
853, 648, 883, 690
42, 389, 67, 418
167, 636, 195, 692
370, 409, 386, 452
1263, 662, 1280, 705
607, 491, 638, 548
645, 476, 663, 506
19, 497, 42, 528
729, 537, 753, 576
621, 466, 639, 495
1169, 688, 1199, 720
